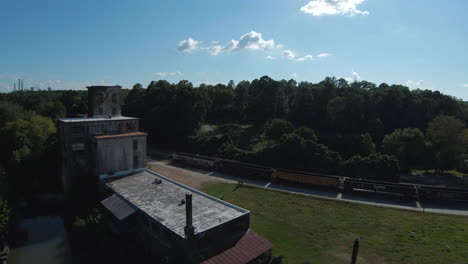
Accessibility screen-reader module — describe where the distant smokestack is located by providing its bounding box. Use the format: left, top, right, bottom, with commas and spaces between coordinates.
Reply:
21, 79, 23, 90
184, 193, 195, 237
14, 83, 16, 91
18, 79, 21, 91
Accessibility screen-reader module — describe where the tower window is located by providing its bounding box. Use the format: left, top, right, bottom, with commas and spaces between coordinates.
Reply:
133, 140, 138, 150
112, 107, 117, 115
112, 93, 117, 104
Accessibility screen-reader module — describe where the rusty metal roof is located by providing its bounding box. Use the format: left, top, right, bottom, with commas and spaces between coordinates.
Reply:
101, 194, 137, 220
201, 229, 272, 264
94, 132, 147, 139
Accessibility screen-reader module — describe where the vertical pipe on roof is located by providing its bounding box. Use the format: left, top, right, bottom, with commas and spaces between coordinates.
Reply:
184, 193, 195, 237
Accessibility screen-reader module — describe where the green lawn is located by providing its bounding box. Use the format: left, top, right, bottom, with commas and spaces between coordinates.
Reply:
202, 183, 468, 264
411, 169, 467, 177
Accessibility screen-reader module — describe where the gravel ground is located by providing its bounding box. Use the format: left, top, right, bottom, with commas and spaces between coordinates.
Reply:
146, 160, 235, 189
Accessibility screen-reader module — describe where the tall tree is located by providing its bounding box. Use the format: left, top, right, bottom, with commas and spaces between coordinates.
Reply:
382, 128, 426, 171
426, 115, 466, 173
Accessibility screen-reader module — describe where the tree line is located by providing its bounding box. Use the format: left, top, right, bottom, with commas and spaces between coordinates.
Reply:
0, 76, 467, 197
123, 77, 468, 181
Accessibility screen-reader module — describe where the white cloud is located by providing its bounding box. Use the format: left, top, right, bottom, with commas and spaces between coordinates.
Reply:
276, 44, 284, 49
297, 54, 314, 61
208, 45, 223, 56
283, 50, 295, 60
209, 31, 275, 55
300, 0, 369, 16
266, 55, 276, 60
237, 31, 275, 50
352, 70, 361, 80
181, 31, 275, 56
406, 80, 424, 86
177, 38, 200, 52
317, 53, 332, 58
283, 50, 314, 62
463, 84, 468, 88
343, 70, 361, 82
290, 73, 298, 78
153, 71, 183, 78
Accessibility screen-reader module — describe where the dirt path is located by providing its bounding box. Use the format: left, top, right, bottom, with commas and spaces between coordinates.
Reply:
146, 160, 234, 189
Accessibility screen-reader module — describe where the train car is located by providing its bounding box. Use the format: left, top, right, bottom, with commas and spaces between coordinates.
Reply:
344, 178, 418, 199
418, 185, 468, 202
217, 159, 273, 181
172, 152, 217, 168
272, 169, 341, 189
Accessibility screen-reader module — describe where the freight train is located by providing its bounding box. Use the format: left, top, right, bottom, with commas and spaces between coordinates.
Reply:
172, 152, 468, 202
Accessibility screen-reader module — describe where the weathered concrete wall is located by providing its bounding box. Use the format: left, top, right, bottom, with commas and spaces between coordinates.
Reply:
94, 135, 147, 176
87, 86, 122, 117
59, 118, 140, 196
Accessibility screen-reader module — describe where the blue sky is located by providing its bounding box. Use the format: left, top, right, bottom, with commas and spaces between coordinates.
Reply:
1, 0, 468, 100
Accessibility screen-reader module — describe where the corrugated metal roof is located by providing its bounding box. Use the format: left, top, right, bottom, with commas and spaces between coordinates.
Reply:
94, 132, 147, 139
101, 194, 137, 220
201, 229, 272, 264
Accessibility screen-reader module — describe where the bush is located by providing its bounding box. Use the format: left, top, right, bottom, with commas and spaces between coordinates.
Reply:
341, 153, 400, 182
265, 119, 294, 142
294, 126, 318, 142
0, 199, 12, 238
255, 134, 342, 173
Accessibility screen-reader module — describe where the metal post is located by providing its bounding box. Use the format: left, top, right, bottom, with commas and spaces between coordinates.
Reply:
184, 193, 195, 237
351, 236, 360, 264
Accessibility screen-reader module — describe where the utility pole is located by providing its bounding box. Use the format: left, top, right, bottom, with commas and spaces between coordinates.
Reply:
351, 236, 360, 264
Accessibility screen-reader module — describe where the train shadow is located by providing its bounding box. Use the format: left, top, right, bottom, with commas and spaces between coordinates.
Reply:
341, 192, 417, 208
420, 200, 468, 213
267, 183, 338, 198
206, 171, 269, 186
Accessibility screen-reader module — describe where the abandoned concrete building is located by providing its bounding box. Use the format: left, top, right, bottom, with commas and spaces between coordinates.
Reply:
59, 85, 272, 263
58, 86, 147, 198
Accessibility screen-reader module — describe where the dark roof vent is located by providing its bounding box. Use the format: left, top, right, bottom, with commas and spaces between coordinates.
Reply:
152, 178, 162, 185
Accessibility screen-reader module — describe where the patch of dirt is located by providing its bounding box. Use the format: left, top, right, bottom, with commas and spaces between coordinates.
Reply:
146, 161, 231, 189
325, 246, 391, 264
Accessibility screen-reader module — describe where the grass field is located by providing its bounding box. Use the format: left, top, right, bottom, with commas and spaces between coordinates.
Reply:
201, 183, 468, 264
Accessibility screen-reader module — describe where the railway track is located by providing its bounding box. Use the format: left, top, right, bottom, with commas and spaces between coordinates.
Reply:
157, 150, 468, 203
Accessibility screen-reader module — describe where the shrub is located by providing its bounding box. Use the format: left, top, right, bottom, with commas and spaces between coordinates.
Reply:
342, 153, 400, 182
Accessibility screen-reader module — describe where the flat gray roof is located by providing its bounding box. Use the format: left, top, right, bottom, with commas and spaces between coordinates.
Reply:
105, 169, 249, 238
58, 116, 138, 123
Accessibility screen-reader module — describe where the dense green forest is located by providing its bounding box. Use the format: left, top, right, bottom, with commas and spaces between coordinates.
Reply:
123, 76, 468, 180
1, 76, 467, 238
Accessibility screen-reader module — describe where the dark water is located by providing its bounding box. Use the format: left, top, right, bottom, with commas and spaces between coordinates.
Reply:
10, 216, 72, 264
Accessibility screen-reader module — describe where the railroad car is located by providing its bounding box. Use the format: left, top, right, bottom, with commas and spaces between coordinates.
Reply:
343, 178, 418, 199
272, 169, 341, 189
170, 151, 468, 203
172, 152, 217, 168
217, 159, 273, 181
418, 185, 468, 202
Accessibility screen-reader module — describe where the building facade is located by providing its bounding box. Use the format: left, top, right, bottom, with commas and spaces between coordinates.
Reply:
59, 85, 272, 263
58, 86, 147, 199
